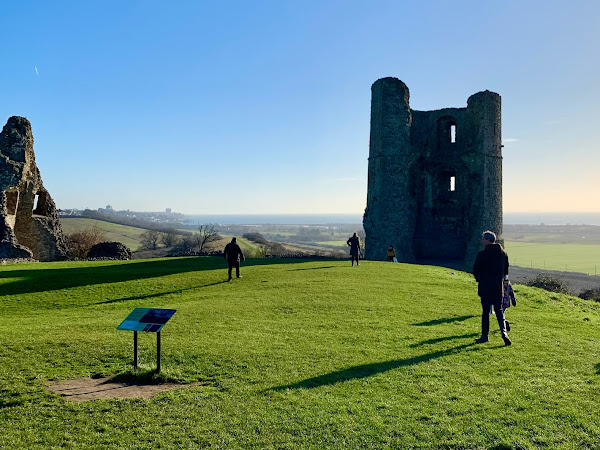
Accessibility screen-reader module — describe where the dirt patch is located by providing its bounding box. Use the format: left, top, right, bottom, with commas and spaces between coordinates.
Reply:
48, 377, 200, 402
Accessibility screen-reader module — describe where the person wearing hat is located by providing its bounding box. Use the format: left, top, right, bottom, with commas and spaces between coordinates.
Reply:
387, 244, 396, 262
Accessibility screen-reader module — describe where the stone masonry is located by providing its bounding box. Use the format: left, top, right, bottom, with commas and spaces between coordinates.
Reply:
0, 116, 70, 261
363, 78, 502, 266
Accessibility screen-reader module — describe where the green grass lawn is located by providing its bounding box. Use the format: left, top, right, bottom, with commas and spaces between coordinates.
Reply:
505, 241, 600, 274
2, 258, 600, 448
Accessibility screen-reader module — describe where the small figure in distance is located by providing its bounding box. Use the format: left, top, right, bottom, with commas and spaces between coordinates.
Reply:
387, 244, 396, 262
347, 232, 360, 266
473, 230, 512, 346
224, 237, 245, 281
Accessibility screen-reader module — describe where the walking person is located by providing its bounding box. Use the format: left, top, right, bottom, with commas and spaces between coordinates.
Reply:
224, 237, 245, 281
387, 244, 396, 262
473, 230, 512, 346
347, 232, 360, 266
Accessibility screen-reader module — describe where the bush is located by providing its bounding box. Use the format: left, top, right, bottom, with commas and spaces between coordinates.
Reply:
579, 287, 600, 302
242, 232, 269, 246
526, 274, 569, 294
67, 227, 107, 259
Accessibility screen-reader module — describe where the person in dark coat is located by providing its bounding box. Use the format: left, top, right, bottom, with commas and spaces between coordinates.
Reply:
346, 232, 360, 266
473, 230, 512, 346
224, 237, 245, 281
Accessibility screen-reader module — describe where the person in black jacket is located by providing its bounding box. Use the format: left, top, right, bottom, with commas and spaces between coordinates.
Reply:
473, 230, 512, 346
224, 237, 245, 281
346, 232, 360, 266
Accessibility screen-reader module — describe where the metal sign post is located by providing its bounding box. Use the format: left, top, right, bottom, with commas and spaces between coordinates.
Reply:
134, 331, 138, 370
117, 308, 176, 373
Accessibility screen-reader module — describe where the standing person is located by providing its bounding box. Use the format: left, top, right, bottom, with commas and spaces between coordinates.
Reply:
473, 230, 512, 346
346, 232, 360, 266
387, 244, 396, 262
224, 237, 245, 281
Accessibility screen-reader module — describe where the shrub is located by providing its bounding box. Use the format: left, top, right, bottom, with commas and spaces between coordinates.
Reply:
242, 232, 269, 246
526, 274, 569, 294
67, 227, 107, 259
579, 287, 600, 302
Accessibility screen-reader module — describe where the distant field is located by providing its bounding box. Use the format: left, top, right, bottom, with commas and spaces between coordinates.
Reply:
505, 241, 600, 274
60, 218, 149, 250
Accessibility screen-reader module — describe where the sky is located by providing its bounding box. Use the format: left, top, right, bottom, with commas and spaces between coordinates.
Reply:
0, 0, 599, 215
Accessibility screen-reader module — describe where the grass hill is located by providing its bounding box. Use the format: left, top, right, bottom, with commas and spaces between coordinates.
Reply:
60, 218, 150, 251
1, 258, 600, 447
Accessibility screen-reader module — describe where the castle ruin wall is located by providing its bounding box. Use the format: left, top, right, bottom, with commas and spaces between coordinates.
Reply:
0, 116, 70, 261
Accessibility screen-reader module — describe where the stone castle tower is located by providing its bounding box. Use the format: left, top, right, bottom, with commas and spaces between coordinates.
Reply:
363, 78, 502, 266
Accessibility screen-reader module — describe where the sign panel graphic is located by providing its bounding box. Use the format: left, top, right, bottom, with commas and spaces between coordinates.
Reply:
117, 308, 176, 332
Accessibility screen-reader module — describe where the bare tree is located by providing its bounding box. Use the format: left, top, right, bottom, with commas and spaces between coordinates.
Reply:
67, 227, 107, 259
140, 229, 161, 250
197, 224, 219, 252
174, 234, 197, 253
160, 227, 179, 248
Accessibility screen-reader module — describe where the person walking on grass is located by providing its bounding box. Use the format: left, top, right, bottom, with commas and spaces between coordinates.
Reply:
387, 244, 396, 262
473, 230, 512, 346
224, 237, 245, 281
347, 232, 360, 266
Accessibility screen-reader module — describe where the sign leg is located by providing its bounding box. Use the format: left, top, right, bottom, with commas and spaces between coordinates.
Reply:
156, 331, 161, 373
133, 331, 138, 371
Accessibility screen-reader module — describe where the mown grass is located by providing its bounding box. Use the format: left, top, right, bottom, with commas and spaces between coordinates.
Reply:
1, 257, 600, 448
505, 241, 600, 274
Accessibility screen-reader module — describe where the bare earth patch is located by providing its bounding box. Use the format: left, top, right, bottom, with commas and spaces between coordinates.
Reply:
48, 377, 199, 402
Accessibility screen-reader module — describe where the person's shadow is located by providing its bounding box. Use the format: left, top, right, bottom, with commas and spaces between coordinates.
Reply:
270, 340, 477, 391
413, 315, 476, 327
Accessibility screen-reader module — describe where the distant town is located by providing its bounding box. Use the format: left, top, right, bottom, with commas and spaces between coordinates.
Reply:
59, 205, 186, 225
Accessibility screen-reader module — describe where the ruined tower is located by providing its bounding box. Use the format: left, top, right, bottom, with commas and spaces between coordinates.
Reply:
0, 116, 70, 261
363, 78, 502, 266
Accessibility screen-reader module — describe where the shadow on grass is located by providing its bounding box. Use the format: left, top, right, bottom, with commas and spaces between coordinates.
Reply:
92, 280, 230, 305
0, 257, 325, 296
287, 266, 336, 271
596, 363, 600, 375
271, 342, 476, 391
409, 332, 479, 347
107, 369, 181, 385
413, 315, 477, 326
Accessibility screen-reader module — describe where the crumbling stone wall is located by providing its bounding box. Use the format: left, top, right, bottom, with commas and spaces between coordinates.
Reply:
0, 116, 70, 261
363, 78, 502, 266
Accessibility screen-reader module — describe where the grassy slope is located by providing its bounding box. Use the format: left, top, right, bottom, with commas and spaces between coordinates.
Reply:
1, 258, 600, 448
60, 218, 149, 251
505, 241, 600, 274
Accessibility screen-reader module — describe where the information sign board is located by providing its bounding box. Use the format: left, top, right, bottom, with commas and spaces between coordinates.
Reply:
117, 308, 176, 333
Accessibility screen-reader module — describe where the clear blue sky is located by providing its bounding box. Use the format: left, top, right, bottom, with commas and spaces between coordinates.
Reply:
1, 0, 598, 214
